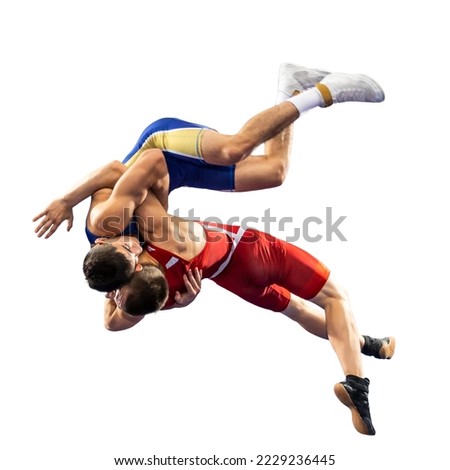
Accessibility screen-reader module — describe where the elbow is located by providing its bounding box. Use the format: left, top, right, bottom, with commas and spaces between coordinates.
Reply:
110, 159, 127, 173
107, 160, 127, 186
104, 320, 122, 332
104, 319, 116, 331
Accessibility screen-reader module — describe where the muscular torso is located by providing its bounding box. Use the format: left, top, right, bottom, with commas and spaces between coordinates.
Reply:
136, 201, 207, 261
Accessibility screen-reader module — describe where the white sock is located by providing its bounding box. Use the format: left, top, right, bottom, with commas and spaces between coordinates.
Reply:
288, 87, 325, 115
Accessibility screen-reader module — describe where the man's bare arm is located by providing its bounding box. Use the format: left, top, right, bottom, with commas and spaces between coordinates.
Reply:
104, 298, 145, 331
88, 149, 168, 236
33, 160, 126, 238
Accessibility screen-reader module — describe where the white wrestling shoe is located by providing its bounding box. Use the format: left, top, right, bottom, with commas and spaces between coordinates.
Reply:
316, 72, 385, 107
278, 63, 331, 97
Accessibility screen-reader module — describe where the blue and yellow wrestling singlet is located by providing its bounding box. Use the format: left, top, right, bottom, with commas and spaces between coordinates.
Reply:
122, 117, 236, 193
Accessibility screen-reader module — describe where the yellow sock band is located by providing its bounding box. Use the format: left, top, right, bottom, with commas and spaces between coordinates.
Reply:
315, 83, 333, 107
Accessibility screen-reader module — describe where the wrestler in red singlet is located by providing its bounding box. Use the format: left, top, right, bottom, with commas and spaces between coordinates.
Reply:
145, 222, 330, 310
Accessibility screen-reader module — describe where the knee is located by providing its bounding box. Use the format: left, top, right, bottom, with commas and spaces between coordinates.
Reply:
332, 285, 350, 304
330, 289, 351, 315
221, 137, 254, 165
270, 160, 289, 187
315, 276, 350, 309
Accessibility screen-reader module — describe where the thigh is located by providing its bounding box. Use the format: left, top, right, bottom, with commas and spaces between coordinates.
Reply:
123, 118, 213, 166
213, 266, 291, 312
212, 230, 291, 311
279, 240, 330, 300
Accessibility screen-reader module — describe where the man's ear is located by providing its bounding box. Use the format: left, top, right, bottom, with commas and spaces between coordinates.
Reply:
135, 263, 143, 272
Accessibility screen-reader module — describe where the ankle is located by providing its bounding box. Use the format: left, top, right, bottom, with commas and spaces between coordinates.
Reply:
346, 375, 370, 392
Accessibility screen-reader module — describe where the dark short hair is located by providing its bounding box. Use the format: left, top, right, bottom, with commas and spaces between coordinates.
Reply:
123, 265, 169, 316
83, 244, 134, 292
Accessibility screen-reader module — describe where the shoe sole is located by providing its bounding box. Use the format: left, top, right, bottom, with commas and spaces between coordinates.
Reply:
334, 383, 375, 435
379, 336, 396, 359
279, 63, 331, 93
281, 63, 331, 77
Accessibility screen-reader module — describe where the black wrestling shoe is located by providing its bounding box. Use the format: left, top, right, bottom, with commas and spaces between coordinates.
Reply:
334, 375, 376, 436
362, 335, 396, 359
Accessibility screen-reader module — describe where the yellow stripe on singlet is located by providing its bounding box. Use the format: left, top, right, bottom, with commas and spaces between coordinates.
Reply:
124, 127, 206, 167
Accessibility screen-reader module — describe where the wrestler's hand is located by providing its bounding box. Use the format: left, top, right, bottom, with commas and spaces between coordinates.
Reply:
32, 198, 74, 238
173, 268, 203, 308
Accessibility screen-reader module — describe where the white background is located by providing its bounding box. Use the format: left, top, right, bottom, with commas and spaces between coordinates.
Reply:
1, 1, 449, 468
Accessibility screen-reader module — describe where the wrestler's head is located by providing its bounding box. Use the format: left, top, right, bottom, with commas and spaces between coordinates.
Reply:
106, 265, 169, 315
83, 236, 143, 292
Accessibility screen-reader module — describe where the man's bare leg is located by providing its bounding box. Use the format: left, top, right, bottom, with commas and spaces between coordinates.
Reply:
200, 64, 384, 166
282, 294, 395, 359
310, 276, 363, 375
199, 64, 327, 166
226, 68, 318, 191
309, 275, 376, 435
201, 101, 300, 166
233, 121, 293, 191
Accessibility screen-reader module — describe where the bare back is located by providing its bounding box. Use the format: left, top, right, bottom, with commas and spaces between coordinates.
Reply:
135, 190, 206, 261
